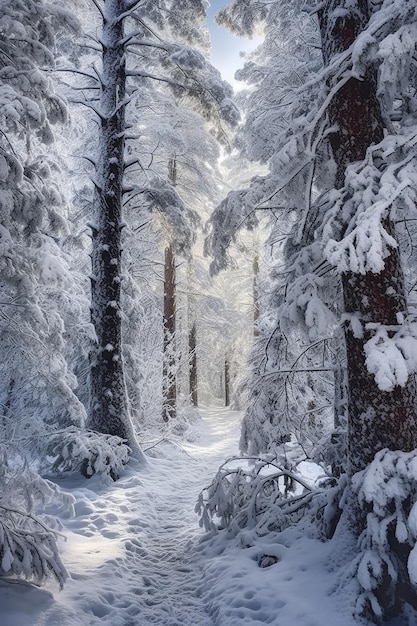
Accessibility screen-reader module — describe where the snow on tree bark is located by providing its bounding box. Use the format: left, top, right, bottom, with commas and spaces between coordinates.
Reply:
224, 357, 230, 407
86, 0, 236, 445
318, 0, 417, 475
89, 0, 143, 457
189, 321, 198, 407
162, 242, 177, 421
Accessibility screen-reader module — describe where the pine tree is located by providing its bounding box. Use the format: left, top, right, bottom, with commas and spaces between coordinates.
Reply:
209, 0, 417, 476
88, 0, 135, 447
80, 0, 238, 451
189, 320, 198, 406
0, 0, 86, 451
162, 242, 177, 421
317, 0, 417, 475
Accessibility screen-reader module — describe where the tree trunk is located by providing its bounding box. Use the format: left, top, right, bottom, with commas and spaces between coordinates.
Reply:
318, 0, 417, 476
225, 357, 230, 407
89, 0, 144, 460
189, 321, 198, 407
253, 255, 259, 337
162, 243, 177, 421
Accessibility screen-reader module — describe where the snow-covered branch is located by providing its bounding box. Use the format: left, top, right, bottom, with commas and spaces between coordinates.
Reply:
197, 457, 325, 537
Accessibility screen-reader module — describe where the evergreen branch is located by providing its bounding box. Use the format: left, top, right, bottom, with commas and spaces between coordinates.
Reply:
142, 438, 198, 460
123, 0, 144, 10
255, 158, 312, 209
79, 155, 97, 168
83, 32, 103, 51
0, 505, 63, 537
289, 338, 333, 371
123, 158, 143, 171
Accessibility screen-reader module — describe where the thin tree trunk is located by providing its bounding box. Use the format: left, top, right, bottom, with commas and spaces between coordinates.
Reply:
225, 358, 230, 407
253, 255, 259, 337
318, 0, 417, 476
162, 243, 177, 421
189, 321, 198, 406
89, 0, 144, 460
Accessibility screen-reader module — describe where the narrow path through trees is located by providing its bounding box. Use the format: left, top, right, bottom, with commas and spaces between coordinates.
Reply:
2, 408, 241, 626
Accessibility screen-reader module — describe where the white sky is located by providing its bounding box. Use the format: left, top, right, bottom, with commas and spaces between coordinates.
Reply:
206, 0, 263, 89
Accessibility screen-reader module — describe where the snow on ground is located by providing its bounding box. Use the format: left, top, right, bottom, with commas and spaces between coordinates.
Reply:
0, 407, 241, 626
0, 407, 409, 626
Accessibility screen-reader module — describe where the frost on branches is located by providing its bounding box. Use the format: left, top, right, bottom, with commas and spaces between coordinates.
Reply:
197, 456, 333, 538
204, 0, 417, 621
48, 429, 130, 481
81, 0, 238, 448
0, 453, 74, 587
208, 0, 417, 469
207, 0, 340, 466
0, 0, 86, 451
346, 449, 417, 618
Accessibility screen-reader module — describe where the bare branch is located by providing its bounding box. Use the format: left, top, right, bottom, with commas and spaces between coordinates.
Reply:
128, 13, 164, 42
54, 67, 100, 84
68, 99, 105, 120
126, 69, 188, 91
90, 0, 105, 20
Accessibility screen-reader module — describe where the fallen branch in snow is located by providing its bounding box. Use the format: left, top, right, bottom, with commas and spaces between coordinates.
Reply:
0, 507, 67, 588
0, 453, 73, 588
196, 457, 330, 537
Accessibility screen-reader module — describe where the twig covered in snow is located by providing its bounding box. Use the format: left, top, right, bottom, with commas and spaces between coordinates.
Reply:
0, 453, 74, 588
196, 456, 327, 537
48, 428, 130, 481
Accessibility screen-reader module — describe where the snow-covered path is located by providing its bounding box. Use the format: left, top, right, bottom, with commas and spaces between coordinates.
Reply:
2, 407, 405, 626
0, 407, 242, 626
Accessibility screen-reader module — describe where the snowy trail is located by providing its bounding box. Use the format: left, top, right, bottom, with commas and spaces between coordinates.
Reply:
0, 407, 242, 626
0, 407, 386, 626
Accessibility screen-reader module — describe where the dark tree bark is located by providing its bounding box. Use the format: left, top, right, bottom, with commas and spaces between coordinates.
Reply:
225, 358, 230, 407
189, 321, 198, 407
162, 243, 177, 421
318, 0, 417, 476
89, 0, 144, 460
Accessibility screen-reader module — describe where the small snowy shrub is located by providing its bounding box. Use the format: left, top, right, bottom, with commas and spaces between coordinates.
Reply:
197, 457, 322, 537
0, 453, 73, 587
348, 449, 417, 618
48, 428, 130, 481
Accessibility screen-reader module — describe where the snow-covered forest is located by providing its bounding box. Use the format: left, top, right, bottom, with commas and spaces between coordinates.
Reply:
1, 0, 417, 624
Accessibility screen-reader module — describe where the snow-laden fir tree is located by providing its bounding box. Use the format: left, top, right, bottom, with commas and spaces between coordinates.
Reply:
0, 0, 90, 588
207, 0, 417, 617
208, 0, 338, 464
70, 0, 238, 456
210, 0, 417, 473
0, 0, 87, 452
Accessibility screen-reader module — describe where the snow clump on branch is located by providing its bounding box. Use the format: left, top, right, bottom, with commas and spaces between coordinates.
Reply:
346, 448, 417, 618
0, 452, 74, 588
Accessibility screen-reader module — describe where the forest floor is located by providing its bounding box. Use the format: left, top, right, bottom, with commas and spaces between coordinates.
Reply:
0, 407, 413, 626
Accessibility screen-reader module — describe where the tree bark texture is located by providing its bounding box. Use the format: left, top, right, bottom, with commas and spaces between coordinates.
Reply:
162, 243, 177, 421
225, 358, 230, 407
189, 321, 198, 407
318, 0, 417, 475
89, 0, 137, 446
